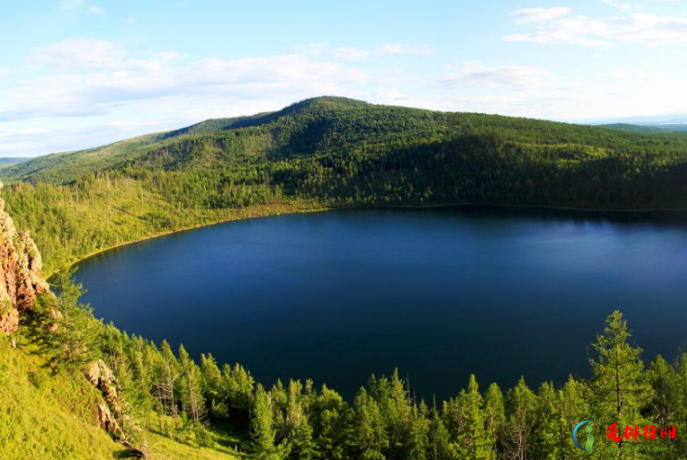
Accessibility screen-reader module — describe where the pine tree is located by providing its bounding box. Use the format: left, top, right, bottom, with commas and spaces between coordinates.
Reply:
532, 381, 566, 460
354, 387, 389, 460
49, 268, 100, 367
383, 369, 412, 458
155, 340, 179, 418
310, 385, 348, 460
649, 355, 682, 459
178, 344, 205, 424
285, 380, 317, 460
484, 383, 505, 460
222, 362, 254, 410
590, 311, 652, 453
505, 377, 536, 460
200, 353, 226, 418
456, 375, 492, 460
252, 383, 287, 460
649, 355, 680, 427
271, 379, 289, 440
407, 402, 431, 460
559, 376, 590, 460
429, 403, 455, 460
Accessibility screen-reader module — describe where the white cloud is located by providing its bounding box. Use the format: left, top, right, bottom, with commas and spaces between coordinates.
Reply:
379, 44, 435, 56
330, 46, 373, 61
0, 39, 374, 121
125, 17, 136, 25
505, 8, 687, 46
0, 121, 177, 157
61, 0, 86, 10
444, 62, 551, 88
509, 7, 572, 24
0, 67, 8, 74
29, 38, 129, 71
295, 43, 435, 62
292, 43, 327, 56
602, 0, 644, 12
88, 5, 106, 15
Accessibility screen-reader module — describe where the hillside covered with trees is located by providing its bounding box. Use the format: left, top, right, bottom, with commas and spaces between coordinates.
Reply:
2, 97, 687, 459
3, 97, 687, 273
7, 274, 687, 459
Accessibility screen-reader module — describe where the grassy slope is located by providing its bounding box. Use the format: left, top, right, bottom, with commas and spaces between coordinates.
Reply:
0, 337, 125, 460
0, 336, 238, 460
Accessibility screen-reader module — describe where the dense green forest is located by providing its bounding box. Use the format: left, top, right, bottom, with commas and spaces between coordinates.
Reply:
3, 97, 687, 459
3, 97, 687, 273
13, 273, 687, 460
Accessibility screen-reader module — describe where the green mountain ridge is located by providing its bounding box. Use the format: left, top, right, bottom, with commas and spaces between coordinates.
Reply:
6, 96, 679, 184
2, 96, 687, 459
4, 96, 687, 273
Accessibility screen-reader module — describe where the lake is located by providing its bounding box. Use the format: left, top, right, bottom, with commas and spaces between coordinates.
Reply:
75, 207, 687, 399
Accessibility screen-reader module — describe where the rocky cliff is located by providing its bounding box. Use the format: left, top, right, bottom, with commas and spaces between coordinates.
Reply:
0, 180, 50, 334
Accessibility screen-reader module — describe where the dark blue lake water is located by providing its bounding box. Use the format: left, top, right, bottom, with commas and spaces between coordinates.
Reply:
76, 207, 687, 399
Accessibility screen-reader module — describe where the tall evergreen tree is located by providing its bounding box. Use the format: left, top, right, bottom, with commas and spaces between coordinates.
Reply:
484, 383, 506, 460
354, 387, 389, 460
456, 375, 492, 460
505, 377, 536, 460
46, 269, 100, 368
252, 383, 288, 460
532, 381, 567, 460
590, 311, 652, 454
310, 385, 348, 460
222, 362, 254, 410
200, 353, 225, 418
649, 355, 683, 459
429, 402, 455, 460
285, 380, 317, 460
155, 340, 180, 418
407, 402, 431, 460
383, 369, 412, 458
178, 344, 205, 423
560, 376, 590, 460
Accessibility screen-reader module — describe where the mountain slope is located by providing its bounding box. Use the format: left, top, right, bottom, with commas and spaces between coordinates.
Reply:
3, 96, 687, 273
0, 184, 240, 460
7, 96, 682, 184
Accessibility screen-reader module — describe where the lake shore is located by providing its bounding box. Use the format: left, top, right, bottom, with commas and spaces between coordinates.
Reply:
59, 199, 687, 279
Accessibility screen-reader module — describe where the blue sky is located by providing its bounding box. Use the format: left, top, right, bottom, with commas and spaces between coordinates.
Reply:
1, 0, 687, 156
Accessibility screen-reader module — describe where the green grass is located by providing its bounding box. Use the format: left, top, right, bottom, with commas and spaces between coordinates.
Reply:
145, 432, 244, 460
0, 335, 126, 460
0, 334, 238, 460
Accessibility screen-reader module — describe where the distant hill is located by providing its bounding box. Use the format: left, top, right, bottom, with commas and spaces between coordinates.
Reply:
0, 157, 27, 164
598, 123, 670, 134
599, 123, 687, 134
0, 157, 29, 170
5, 95, 685, 185
4, 96, 687, 272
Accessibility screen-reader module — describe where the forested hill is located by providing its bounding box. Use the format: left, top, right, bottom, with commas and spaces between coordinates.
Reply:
5, 96, 687, 186
3, 96, 687, 272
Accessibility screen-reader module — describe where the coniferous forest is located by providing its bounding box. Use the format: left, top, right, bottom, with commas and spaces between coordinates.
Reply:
16, 276, 687, 460
3, 98, 687, 459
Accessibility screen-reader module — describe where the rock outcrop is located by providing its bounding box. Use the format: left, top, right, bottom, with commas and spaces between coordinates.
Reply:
0, 181, 50, 334
85, 359, 125, 438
